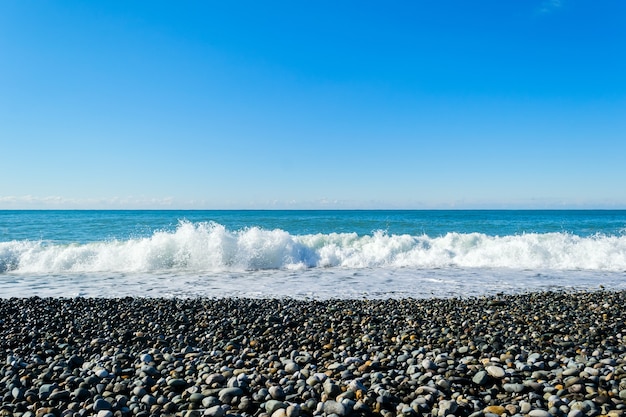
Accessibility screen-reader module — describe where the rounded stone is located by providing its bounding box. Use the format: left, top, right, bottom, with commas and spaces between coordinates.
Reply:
186, 392, 203, 403
284, 361, 300, 374
272, 409, 287, 417
484, 405, 506, 415
141, 394, 157, 407
503, 383, 526, 393
265, 400, 288, 415
529, 410, 552, 417
93, 399, 112, 411
167, 378, 187, 390
95, 369, 111, 378
269, 385, 285, 400
438, 400, 458, 417
520, 401, 532, 414
49, 390, 71, 401
472, 370, 490, 385
218, 387, 243, 403
205, 405, 225, 417
422, 359, 437, 371
323, 400, 347, 417
39, 384, 56, 398
485, 365, 505, 378
286, 404, 301, 417
324, 381, 341, 398
202, 396, 220, 408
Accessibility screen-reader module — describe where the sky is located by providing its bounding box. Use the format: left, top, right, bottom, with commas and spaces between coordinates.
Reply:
1, 1, 625, 209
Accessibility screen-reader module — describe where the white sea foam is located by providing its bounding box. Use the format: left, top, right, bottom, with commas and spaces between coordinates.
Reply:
1, 221, 626, 274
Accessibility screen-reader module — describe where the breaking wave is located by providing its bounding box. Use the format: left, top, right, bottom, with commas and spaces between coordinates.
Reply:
1, 221, 626, 274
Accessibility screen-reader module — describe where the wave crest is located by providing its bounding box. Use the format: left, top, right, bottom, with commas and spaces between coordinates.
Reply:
1, 221, 625, 274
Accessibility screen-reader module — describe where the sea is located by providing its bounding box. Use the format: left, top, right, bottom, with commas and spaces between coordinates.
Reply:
1, 210, 625, 299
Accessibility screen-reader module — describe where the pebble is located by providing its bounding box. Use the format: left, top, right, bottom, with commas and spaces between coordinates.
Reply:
93, 399, 112, 411
472, 370, 490, 386
503, 383, 526, 393
269, 385, 285, 400
438, 400, 458, 416
529, 410, 552, 417
205, 405, 225, 417
520, 401, 533, 414
1, 292, 626, 417
485, 365, 505, 378
218, 387, 243, 403
484, 405, 506, 415
167, 378, 187, 389
265, 400, 287, 415
323, 400, 347, 416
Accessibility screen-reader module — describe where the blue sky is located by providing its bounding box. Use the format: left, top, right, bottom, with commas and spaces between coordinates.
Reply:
1, 0, 625, 209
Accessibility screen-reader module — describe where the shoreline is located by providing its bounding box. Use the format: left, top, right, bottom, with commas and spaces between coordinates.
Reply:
1, 291, 625, 417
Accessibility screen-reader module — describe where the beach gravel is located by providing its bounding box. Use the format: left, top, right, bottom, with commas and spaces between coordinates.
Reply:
1, 291, 626, 417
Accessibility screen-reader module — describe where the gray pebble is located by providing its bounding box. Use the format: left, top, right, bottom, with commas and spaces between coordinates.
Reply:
323, 400, 347, 417
472, 370, 489, 386
94, 398, 113, 411
529, 410, 552, 417
503, 383, 526, 393
205, 405, 225, 417
265, 400, 287, 415
485, 365, 505, 378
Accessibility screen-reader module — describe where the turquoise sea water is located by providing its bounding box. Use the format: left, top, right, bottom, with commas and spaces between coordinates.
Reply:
1, 210, 625, 298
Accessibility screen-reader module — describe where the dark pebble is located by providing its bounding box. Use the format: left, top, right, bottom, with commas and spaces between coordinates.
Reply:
1, 292, 625, 417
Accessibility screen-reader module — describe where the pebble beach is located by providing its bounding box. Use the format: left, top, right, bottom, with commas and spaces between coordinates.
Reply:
1, 291, 625, 417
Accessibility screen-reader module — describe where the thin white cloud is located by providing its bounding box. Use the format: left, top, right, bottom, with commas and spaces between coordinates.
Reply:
0, 195, 176, 209
1, 195, 624, 210
538, 0, 563, 14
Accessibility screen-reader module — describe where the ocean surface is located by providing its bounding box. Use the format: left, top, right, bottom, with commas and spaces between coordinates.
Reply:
1, 210, 625, 298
